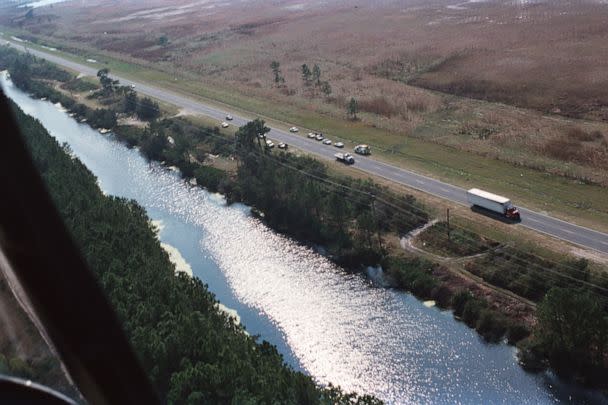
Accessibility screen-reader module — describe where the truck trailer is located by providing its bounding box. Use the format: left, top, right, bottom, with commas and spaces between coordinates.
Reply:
466, 188, 520, 220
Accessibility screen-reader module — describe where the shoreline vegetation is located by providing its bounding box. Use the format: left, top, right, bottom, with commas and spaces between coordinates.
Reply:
1, 45, 607, 393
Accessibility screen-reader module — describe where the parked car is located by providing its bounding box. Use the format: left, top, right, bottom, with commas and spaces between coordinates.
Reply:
265, 140, 275, 148
289, 126, 299, 133
322, 139, 332, 145
354, 144, 371, 155
278, 142, 288, 149
221, 122, 229, 128
258, 133, 266, 139
315, 133, 324, 141
308, 132, 316, 138
334, 142, 344, 148
225, 114, 233, 121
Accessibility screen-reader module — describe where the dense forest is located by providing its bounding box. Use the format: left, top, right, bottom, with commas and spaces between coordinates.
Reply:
9, 101, 382, 404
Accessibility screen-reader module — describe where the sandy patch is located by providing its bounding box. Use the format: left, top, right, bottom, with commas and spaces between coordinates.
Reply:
160, 242, 194, 277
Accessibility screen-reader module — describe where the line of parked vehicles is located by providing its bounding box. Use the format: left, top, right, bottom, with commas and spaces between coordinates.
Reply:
222, 118, 520, 221
220, 118, 371, 160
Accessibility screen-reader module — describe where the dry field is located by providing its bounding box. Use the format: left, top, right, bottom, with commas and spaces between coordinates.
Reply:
3, 0, 608, 184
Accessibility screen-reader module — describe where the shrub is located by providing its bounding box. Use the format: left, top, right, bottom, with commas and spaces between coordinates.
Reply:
506, 323, 530, 344
476, 309, 507, 342
452, 290, 474, 317
136, 97, 161, 121
194, 166, 226, 193
386, 257, 438, 298
462, 297, 486, 327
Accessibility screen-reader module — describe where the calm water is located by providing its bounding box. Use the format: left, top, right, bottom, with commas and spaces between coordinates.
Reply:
3, 74, 606, 405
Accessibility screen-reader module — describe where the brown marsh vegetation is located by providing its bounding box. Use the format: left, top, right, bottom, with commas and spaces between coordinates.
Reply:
5, 0, 608, 185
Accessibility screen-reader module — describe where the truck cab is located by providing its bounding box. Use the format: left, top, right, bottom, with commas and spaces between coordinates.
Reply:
505, 206, 520, 220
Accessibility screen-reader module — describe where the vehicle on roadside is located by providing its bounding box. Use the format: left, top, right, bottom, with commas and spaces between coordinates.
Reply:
334, 142, 344, 148
289, 126, 299, 133
323, 139, 332, 145
265, 140, 275, 148
334, 152, 355, 164
258, 133, 266, 139
308, 132, 316, 138
278, 142, 288, 149
467, 188, 520, 220
221, 122, 229, 128
225, 114, 233, 121
315, 133, 324, 141
354, 144, 371, 155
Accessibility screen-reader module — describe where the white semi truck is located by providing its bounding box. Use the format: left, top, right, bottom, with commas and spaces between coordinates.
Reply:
466, 188, 520, 220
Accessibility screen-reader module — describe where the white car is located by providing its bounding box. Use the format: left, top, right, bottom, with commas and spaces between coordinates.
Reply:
221, 122, 229, 128
334, 142, 344, 148
265, 140, 275, 148
278, 142, 288, 149
289, 126, 299, 133
315, 133, 324, 141
225, 114, 233, 121
308, 132, 316, 138
322, 139, 332, 145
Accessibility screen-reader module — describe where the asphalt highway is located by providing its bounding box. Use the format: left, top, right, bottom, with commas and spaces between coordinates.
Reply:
4, 39, 608, 254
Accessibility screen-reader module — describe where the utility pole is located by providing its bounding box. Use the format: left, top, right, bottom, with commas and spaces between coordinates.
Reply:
446, 208, 451, 242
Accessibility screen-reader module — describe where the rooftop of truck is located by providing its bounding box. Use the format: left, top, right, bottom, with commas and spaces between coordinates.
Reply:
467, 188, 511, 204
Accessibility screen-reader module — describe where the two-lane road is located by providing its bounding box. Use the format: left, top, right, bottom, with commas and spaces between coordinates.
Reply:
4, 39, 608, 254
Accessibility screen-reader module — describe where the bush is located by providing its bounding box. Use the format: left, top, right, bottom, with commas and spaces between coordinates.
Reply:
136, 97, 161, 121
62, 78, 99, 93
385, 257, 438, 298
140, 134, 168, 161
506, 323, 530, 344
194, 166, 227, 193
451, 290, 473, 317
533, 287, 608, 384
476, 309, 507, 342
86, 108, 117, 129
462, 297, 486, 327
113, 125, 147, 148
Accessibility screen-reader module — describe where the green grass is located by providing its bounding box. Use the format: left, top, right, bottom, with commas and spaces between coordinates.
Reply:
3, 28, 607, 232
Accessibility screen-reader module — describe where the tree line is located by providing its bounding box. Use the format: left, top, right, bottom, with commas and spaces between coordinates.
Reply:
0, 46, 160, 129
